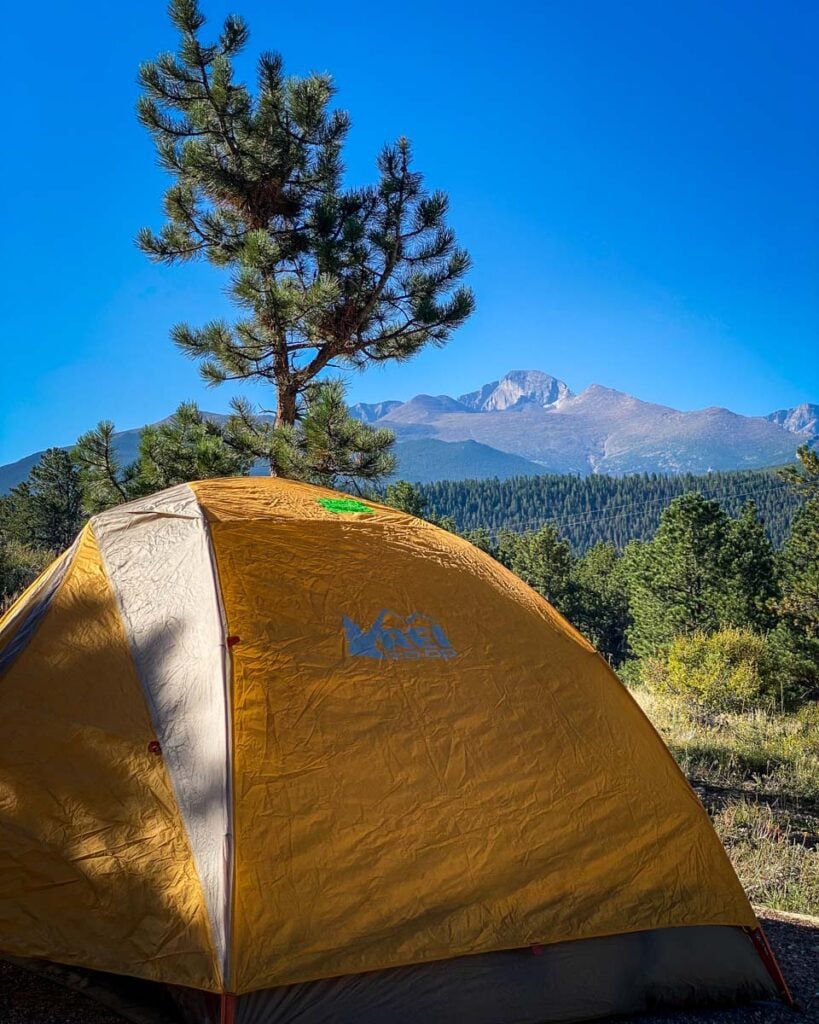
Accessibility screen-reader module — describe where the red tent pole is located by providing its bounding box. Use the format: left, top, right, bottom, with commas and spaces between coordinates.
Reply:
745, 925, 795, 1007
219, 993, 237, 1024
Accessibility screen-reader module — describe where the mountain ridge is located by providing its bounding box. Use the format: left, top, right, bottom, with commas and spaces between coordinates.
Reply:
1, 370, 815, 493
349, 371, 814, 476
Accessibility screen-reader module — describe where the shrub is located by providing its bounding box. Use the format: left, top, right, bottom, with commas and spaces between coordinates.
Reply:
644, 627, 796, 713
0, 540, 52, 613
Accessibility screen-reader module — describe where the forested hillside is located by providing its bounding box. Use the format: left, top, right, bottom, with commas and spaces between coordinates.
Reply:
419, 468, 801, 551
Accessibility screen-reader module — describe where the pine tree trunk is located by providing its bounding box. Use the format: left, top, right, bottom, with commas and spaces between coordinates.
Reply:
275, 387, 298, 428
269, 384, 298, 476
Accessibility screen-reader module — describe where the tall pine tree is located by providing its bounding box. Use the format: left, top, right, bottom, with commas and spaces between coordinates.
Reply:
137, 0, 473, 477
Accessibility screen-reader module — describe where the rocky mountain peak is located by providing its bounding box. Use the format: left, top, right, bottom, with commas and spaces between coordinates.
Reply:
766, 403, 819, 437
459, 370, 572, 412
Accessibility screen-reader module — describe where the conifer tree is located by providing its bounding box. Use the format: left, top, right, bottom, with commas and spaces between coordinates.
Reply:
508, 524, 574, 609
623, 494, 730, 657
137, 402, 256, 490
494, 528, 522, 570
383, 480, 427, 518
72, 422, 136, 513
779, 502, 819, 637
223, 384, 396, 487
721, 500, 779, 632
137, 0, 474, 477
0, 449, 85, 610
780, 443, 819, 499
0, 540, 51, 612
567, 542, 631, 663
279, 381, 396, 488
778, 447, 819, 666
459, 526, 495, 554
73, 404, 253, 512
0, 448, 85, 552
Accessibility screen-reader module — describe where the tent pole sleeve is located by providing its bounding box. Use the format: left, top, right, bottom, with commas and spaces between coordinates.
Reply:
200, 506, 236, 993
745, 926, 795, 1006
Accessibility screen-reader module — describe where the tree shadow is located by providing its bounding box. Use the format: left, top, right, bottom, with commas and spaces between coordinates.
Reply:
0, 579, 229, 1009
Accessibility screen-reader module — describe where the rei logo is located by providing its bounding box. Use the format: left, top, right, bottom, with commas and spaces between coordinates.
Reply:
343, 609, 457, 660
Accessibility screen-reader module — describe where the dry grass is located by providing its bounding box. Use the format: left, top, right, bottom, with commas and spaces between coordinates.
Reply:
634, 690, 819, 797
714, 801, 819, 914
633, 689, 819, 917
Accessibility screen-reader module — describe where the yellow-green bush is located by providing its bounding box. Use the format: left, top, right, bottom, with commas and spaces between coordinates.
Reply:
644, 628, 790, 713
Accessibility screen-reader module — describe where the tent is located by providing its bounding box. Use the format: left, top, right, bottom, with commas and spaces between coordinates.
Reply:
0, 477, 790, 1024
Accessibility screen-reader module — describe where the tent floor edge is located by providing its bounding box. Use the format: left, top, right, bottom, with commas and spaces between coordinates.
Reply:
745, 926, 795, 1007
0, 925, 782, 1024
217, 925, 778, 1024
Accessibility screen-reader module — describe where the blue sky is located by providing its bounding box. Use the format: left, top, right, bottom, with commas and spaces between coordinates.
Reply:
1, 0, 817, 463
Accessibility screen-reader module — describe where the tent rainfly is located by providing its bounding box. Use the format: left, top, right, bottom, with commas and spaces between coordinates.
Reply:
0, 477, 791, 1024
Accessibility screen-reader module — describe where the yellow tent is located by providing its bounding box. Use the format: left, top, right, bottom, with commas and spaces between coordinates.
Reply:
0, 477, 789, 1023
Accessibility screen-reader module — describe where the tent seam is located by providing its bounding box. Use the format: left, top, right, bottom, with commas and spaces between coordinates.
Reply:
193, 483, 236, 995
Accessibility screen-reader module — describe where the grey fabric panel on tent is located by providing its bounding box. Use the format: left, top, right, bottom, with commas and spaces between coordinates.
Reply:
168, 924, 777, 1024
235, 925, 774, 1024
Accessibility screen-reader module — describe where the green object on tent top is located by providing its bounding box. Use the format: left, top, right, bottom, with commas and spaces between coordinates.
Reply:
317, 497, 375, 515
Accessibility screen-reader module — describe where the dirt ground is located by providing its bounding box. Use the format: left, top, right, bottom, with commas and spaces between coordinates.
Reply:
0, 958, 127, 1024
0, 910, 816, 1024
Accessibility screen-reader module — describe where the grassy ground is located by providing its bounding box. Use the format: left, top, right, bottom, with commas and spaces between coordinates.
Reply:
634, 690, 819, 916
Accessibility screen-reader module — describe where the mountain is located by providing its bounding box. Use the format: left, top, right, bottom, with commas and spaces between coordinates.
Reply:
0, 426, 145, 496
1, 371, 814, 493
765, 402, 819, 440
357, 372, 807, 475
391, 440, 545, 484
459, 370, 572, 411
349, 400, 403, 423
378, 394, 472, 424
0, 453, 44, 494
